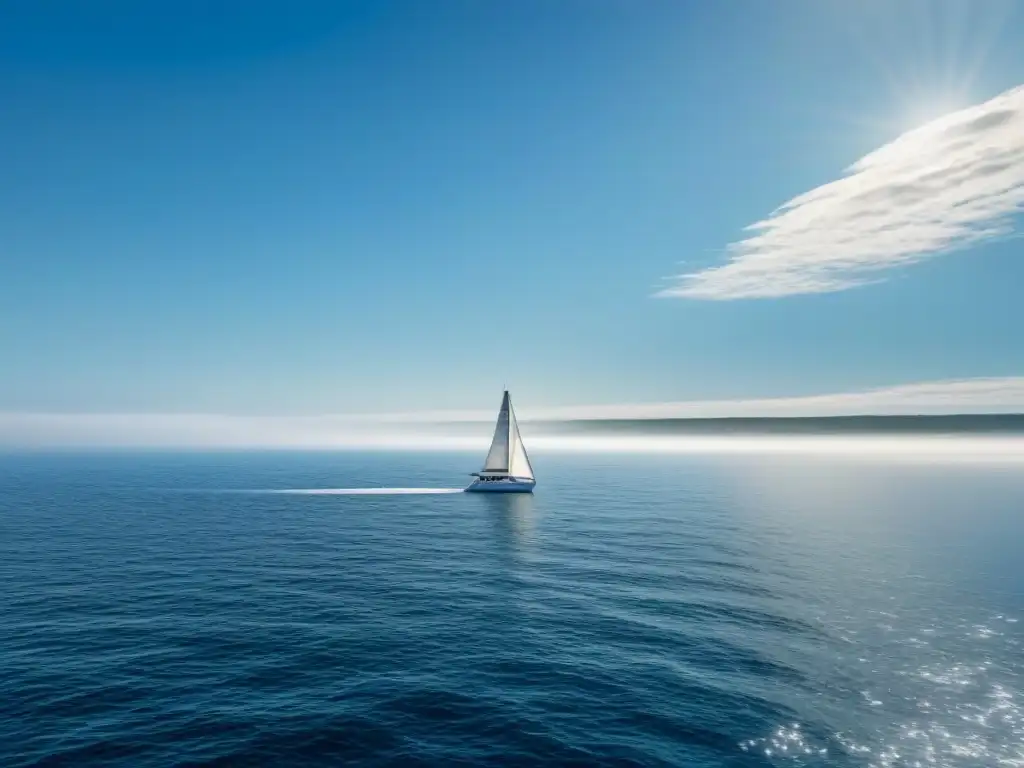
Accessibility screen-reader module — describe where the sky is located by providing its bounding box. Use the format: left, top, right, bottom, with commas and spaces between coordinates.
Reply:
2, 0, 1024, 438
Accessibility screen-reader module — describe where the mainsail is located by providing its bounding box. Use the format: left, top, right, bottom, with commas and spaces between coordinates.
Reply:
480, 391, 534, 479
481, 391, 511, 472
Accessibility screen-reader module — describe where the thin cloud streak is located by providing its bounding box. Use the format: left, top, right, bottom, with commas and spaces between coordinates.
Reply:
658, 84, 1024, 299
1, 377, 1023, 448
316, 376, 1024, 421
530, 376, 1024, 420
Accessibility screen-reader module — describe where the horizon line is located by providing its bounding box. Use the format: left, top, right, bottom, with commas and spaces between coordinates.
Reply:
3, 376, 1024, 423
3, 377, 1024, 448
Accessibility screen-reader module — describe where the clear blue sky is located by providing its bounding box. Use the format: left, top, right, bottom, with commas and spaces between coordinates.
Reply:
2, 0, 1023, 415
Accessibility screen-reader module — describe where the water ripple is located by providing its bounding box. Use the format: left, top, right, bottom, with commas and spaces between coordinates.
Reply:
2, 452, 1023, 766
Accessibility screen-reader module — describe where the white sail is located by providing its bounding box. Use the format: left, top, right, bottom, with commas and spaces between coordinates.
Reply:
507, 398, 534, 480
481, 391, 511, 472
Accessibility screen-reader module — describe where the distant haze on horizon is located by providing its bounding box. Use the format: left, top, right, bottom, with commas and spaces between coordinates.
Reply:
3, 376, 1024, 450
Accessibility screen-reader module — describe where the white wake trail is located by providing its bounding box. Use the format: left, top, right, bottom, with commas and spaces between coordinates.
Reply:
260, 488, 465, 495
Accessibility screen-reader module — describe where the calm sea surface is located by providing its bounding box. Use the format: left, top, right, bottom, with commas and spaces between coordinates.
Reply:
2, 450, 1023, 767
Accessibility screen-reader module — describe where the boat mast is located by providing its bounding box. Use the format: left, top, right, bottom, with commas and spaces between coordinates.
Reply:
503, 390, 511, 475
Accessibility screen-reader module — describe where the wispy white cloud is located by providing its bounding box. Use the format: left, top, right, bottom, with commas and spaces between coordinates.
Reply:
1, 377, 1023, 448
658, 84, 1024, 299
527, 376, 1024, 420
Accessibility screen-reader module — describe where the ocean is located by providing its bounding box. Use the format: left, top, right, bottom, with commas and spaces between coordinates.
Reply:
2, 449, 1023, 767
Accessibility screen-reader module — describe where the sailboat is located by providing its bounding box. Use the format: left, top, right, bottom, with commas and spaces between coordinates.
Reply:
465, 391, 536, 493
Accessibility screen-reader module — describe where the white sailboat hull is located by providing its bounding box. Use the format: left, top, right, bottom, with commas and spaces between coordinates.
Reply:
464, 477, 536, 494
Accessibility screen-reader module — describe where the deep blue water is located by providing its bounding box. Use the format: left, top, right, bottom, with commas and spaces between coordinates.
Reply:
2, 450, 1023, 767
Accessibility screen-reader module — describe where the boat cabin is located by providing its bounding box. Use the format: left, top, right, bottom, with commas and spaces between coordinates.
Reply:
471, 473, 514, 482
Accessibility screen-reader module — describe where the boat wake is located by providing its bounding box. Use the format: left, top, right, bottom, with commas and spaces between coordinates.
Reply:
260, 488, 465, 495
